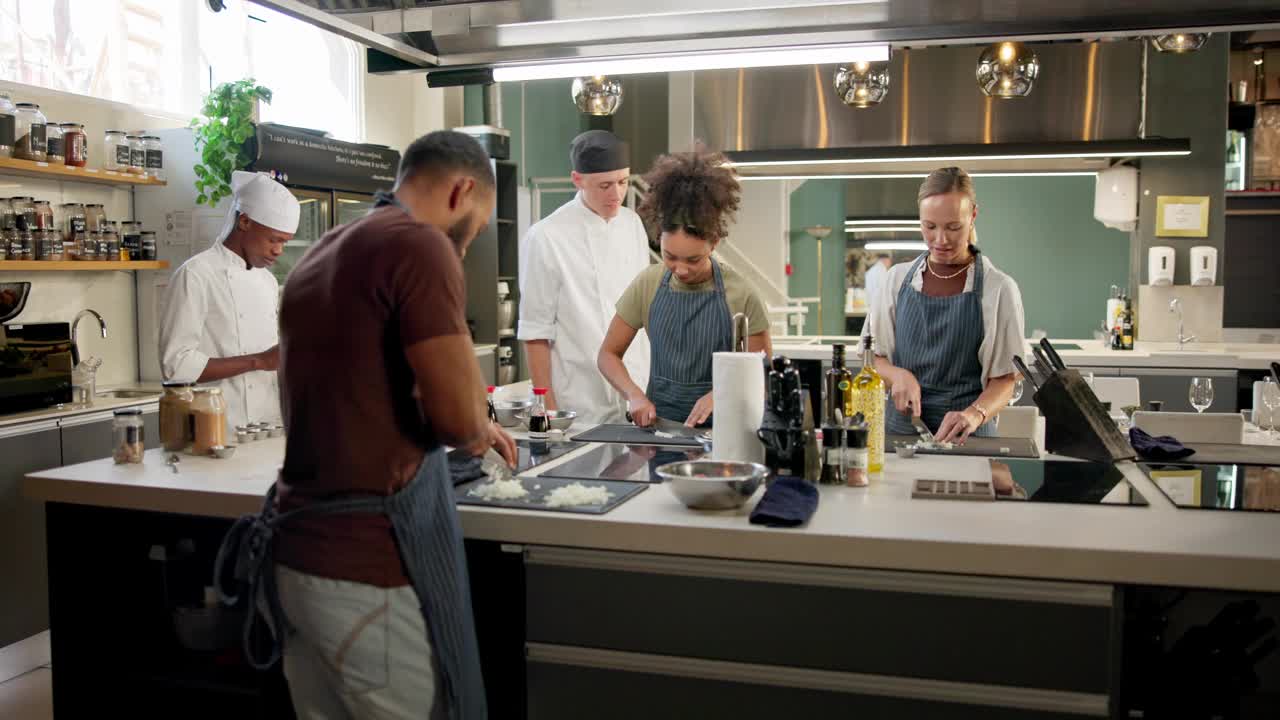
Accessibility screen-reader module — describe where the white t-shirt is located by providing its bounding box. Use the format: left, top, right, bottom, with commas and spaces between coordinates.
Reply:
860, 253, 1026, 384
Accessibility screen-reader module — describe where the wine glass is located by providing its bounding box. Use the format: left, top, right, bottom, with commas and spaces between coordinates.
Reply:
1010, 376, 1025, 405
1189, 377, 1214, 414
1262, 378, 1280, 440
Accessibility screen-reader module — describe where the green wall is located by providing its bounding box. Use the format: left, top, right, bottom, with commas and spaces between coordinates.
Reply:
973, 176, 1129, 338
789, 180, 847, 336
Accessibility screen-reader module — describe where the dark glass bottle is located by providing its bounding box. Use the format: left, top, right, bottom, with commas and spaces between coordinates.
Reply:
824, 343, 853, 425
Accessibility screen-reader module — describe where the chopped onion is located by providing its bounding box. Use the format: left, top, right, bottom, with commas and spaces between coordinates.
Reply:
544, 483, 614, 508
468, 478, 529, 501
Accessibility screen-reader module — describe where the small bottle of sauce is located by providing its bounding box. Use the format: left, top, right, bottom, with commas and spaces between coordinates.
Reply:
528, 387, 550, 442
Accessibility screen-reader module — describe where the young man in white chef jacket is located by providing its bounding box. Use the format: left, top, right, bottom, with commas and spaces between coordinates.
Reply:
159, 171, 299, 433
518, 130, 651, 424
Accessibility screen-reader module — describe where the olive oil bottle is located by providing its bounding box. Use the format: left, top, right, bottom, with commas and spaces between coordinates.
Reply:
850, 335, 885, 473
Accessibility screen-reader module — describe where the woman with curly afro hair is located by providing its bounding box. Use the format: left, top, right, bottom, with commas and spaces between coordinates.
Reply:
597, 152, 772, 428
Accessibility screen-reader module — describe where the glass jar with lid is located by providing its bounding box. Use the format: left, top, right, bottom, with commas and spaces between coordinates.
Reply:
104, 130, 129, 171
112, 408, 146, 464
0, 92, 15, 157
56, 202, 86, 241
142, 135, 164, 181
32, 200, 54, 230
17, 230, 34, 260
38, 230, 63, 261
72, 231, 95, 261
0, 198, 13, 231
119, 221, 140, 259
3, 229, 19, 260
10, 196, 35, 231
126, 135, 145, 175
84, 203, 106, 232
95, 229, 111, 259
44, 122, 65, 164
60, 123, 87, 167
160, 382, 195, 452
140, 230, 158, 261
191, 387, 228, 455
101, 227, 120, 260
13, 103, 47, 161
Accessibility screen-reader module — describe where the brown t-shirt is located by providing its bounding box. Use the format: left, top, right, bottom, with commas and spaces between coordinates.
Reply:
273, 205, 467, 587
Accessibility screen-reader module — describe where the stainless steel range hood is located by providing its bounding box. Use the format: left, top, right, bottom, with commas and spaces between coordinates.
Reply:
258, 0, 1280, 75
696, 41, 1191, 176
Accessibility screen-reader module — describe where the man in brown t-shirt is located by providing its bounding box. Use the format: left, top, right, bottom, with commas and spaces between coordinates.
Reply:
271, 130, 515, 719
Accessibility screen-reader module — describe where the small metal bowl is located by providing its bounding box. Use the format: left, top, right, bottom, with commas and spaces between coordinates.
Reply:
235, 431, 251, 445
655, 460, 769, 510
896, 443, 918, 459
210, 444, 237, 459
268, 425, 285, 438
518, 410, 577, 432
493, 400, 533, 427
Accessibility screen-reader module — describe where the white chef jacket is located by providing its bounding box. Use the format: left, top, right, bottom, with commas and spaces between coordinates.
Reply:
860, 253, 1027, 383
159, 242, 282, 433
864, 261, 888, 311
518, 193, 651, 424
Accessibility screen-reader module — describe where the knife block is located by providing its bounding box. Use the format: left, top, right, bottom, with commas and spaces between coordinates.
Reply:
1032, 369, 1136, 463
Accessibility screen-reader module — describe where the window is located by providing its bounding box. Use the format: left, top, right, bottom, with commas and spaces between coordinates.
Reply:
0, 0, 365, 141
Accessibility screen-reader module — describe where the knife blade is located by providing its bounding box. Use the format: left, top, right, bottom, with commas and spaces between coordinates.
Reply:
910, 416, 937, 446
1039, 338, 1067, 372
1271, 362, 1279, 386
1013, 355, 1041, 394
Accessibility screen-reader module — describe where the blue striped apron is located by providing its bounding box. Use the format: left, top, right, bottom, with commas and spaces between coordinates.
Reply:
646, 259, 734, 425
886, 251, 996, 438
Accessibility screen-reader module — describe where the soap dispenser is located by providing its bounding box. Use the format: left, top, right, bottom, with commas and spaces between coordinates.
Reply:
1148, 246, 1175, 286
1190, 246, 1217, 286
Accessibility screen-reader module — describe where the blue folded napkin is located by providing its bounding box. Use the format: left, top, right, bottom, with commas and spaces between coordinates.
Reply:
749, 476, 819, 528
1129, 427, 1196, 461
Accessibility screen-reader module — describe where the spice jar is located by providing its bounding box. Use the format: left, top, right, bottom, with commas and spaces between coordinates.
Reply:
101, 227, 120, 260
126, 135, 145, 175
60, 122, 87, 167
3, 229, 19, 260
160, 381, 195, 452
56, 202, 86, 241
84, 203, 106, 232
0, 198, 13, 231
32, 200, 54, 230
119, 221, 140, 259
45, 122, 65, 164
140, 230, 157, 261
13, 103, 47, 161
143, 135, 164, 181
112, 408, 146, 464
17, 230, 34, 260
820, 426, 844, 485
844, 425, 870, 487
0, 93, 15, 157
37, 230, 63, 260
11, 196, 35, 231
191, 387, 228, 455
72, 231, 95, 261
104, 130, 129, 171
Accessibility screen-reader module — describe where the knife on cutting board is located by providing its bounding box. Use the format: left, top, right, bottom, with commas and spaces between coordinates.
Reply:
910, 415, 937, 445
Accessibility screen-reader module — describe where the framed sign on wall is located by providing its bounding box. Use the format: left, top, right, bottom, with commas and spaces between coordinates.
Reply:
1155, 195, 1210, 237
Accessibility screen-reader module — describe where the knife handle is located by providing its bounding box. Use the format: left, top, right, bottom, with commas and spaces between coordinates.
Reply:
1031, 346, 1055, 383
1039, 338, 1067, 371
1012, 355, 1040, 393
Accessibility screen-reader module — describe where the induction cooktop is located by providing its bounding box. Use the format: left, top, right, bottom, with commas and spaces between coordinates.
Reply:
1140, 462, 1280, 513
537, 443, 705, 484
990, 458, 1149, 506
515, 438, 585, 474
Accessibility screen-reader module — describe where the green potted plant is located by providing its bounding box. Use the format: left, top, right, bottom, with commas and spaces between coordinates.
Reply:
190, 79, 272, 206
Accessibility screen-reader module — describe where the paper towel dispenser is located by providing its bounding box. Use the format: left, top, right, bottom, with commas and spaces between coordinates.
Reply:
1094, 165, 1138, 232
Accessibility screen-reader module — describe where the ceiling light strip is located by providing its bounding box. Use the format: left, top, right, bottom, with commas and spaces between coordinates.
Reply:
864, 241, 928, 251
491, 43, 889, 82
845, 219, 918, 225
846, 227, 920, 233
740, 171, 1100, 181
726, 150, 1187, 168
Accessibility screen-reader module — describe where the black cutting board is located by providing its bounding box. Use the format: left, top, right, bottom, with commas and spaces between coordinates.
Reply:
538, 444, 704, 483
572, 423, 705, 447
1156, 442, 1280, 467
455, 476, 648, 515
885, 434, 1040, 459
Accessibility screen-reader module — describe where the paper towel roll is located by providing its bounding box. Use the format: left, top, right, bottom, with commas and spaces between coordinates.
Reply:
712, 351, 767, 463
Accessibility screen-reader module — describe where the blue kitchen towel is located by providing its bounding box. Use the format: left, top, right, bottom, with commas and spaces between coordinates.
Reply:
1129, 427, 1196, 461
750, 476, 819, 528
447, 450, 488, 486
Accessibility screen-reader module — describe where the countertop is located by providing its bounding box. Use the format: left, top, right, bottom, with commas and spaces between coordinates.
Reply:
23, 430, 1280, 594
774, 337, 1279, 370
0, 383, 161, 431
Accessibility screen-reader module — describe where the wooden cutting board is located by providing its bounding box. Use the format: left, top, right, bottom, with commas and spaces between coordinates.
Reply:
885, 434, 1040, 459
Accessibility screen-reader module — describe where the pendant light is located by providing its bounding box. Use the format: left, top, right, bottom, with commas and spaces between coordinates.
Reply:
1151, 33, 1210, 53
976, 41, 1040, 99
834, 61, 890, 108
572, 75, 624, 116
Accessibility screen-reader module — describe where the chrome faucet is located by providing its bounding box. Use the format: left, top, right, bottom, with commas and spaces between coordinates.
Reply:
72, 308, 107, 349
1169, 299, 1196, 349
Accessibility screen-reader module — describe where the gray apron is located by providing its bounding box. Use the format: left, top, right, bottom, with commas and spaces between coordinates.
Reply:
886, 251, 996, 438
215, 447, 486, 720
646, 259, 734, 425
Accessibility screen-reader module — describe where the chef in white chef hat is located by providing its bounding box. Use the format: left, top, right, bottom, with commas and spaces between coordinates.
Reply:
160, 170, 300, 433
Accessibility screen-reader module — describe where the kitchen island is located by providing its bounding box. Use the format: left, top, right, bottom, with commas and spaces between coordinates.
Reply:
23, 435, 1280, 719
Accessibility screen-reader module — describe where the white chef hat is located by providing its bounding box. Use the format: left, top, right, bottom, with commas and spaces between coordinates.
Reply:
213, 171, 301, 245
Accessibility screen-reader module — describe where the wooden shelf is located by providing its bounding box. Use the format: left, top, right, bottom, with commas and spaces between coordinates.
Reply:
0, 260, 169, 271
0, 156, 167, 187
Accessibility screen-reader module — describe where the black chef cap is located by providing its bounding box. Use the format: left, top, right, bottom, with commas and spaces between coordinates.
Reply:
570, 130, 630, 174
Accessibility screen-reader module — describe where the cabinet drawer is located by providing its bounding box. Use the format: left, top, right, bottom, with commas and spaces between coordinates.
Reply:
525, 547, 1115, 695
527, 645, 1105, 720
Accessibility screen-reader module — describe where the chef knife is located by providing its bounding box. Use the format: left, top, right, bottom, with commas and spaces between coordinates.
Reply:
910, 416, 937, 446
1013, 355, 1041, 394
1271, 362, 1279, 386
1039, 338, 1068, 372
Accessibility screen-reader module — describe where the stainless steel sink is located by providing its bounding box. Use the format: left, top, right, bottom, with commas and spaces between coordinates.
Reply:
96, 389, 161, 399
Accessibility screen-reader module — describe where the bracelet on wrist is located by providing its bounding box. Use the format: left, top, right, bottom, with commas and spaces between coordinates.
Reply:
970, 403, 989, 424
